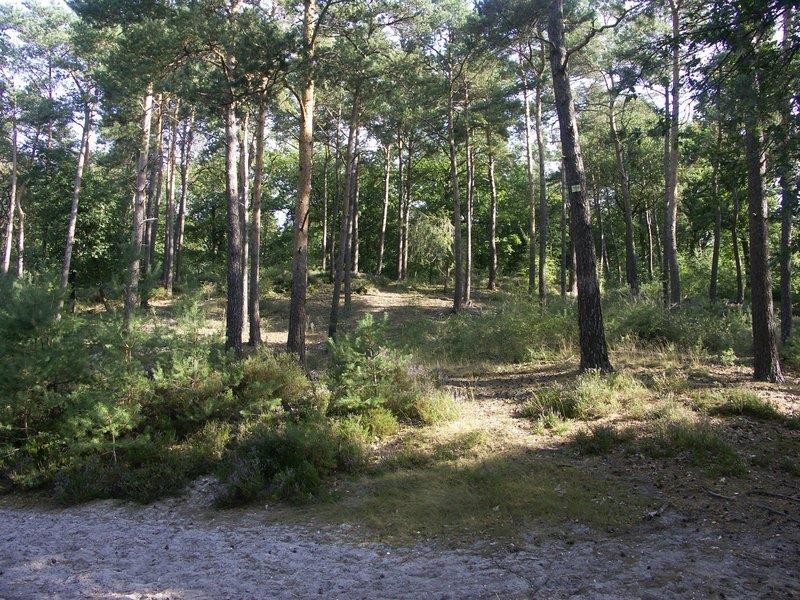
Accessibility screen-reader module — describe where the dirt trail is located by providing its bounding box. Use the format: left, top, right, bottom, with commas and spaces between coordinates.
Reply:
2, 288, 800, 599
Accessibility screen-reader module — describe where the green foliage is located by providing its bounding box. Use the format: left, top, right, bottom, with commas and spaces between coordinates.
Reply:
327, 315, 456, 424
215, 418, 367, 507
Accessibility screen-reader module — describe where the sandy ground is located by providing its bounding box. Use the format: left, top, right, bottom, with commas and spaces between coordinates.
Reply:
2, 485, 798, 600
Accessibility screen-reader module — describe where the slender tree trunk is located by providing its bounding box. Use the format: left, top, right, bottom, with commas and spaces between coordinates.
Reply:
463, 138, 474, 304
328, 110, 342, 279
592, 181, 611, 282
249, 103, 267, 346
352, 153, 360, 275
239, 110, 251, 339
732, 191, 744, 303
447, 53, 463, 313
548, 0, 611, 371
2, 98, 18, 275
321, 145, 330, 273
287, 0, 317, 363
329, 93, 359, 338
224, 102, 244, 354
665, 0, 682, 305
522, 70, 537, 295
174, 109, 195, 284
345, 151, 360, 312
124, 86, 155, 334
488, 139, 498, 291
609, 96, 639, 294
709, 117, 722, 303
377, 143, 391, 275
142, 99, 164, 308
15, 189, 24, 277
644, 208, 654, 280
396, 135, 405, 280
162, 99, 180, 296
58, 99, 94, 316
535, 60, 548, 303
403, 141, 412, 279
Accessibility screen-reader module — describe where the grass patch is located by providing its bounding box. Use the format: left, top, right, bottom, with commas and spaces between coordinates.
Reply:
641, 418, 746, 477
311, 453, 645, 541
574, 425, 631, 456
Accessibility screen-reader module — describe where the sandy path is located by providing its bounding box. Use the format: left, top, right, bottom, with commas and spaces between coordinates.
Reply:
1, 492, 798, 600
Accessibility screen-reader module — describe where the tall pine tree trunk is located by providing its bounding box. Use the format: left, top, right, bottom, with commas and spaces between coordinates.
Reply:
287, 0, 317, 363
535, 60, 548, 303
321, 145, 330, 273
58, 98, 94, 316
249, 103, 267, 346
609, 96, 639, 295
447, 51, 463, 313
396, 135, 405, 280
239, 110, 251, 339
174, 109, 195, 284
403, 141, 412, 279
664, 0, 682, 305
709, 117, 722, 303
345, 151, 360, 312
162, 99, 180, 296
779, 11, 794, 342
2, 96, 18, 275
377, 143, 391, 275
124, 85, 154, 333
224, 102, 244, 354
548, 0, 611, 371
488, 139, 498, 291
142, 98, 164, 309
522, 70, 537, 295
328, 93, 360, 339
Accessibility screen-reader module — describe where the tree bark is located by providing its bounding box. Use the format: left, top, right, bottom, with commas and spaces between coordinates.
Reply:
609, 95, 639, 295
463, 137, 474, 305
141, 98, 164, 309
535, 54, 548, 303
548, 0, 611, 371
249, 102, 267, 346
709, 117, 722, 303
488, 138, 498, 291
329, 93, 360, 339
15, 188, 24, 277
345, 151, 360, 312
58, 98, 94, 316
162, 99, 180, 296
351, 152, 360, 276
124, 85, 155, 334
2, 96, 18, 275
403, 140, 412, 279
174, 109, 195, 284
447, 50, 463, 313
224, 101, 244, 355
321, 145, 330, 273
239, 110, 251, 339
779, 11, 794, 341
377, 143, 391, 275
665, 0, 682, 305
287, 0, 317, 363
745, 116, 782, 381
396, 134, 405, 280
560, 161, 567, 298
522, 70, 537, 295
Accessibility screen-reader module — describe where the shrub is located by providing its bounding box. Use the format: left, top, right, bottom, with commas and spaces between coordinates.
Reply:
357, 407, 400, 439
216, 419, 368, 507
413, 390, 459, 425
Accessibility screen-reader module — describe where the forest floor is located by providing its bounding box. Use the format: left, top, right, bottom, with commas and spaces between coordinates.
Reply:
2, 284, 799, 599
